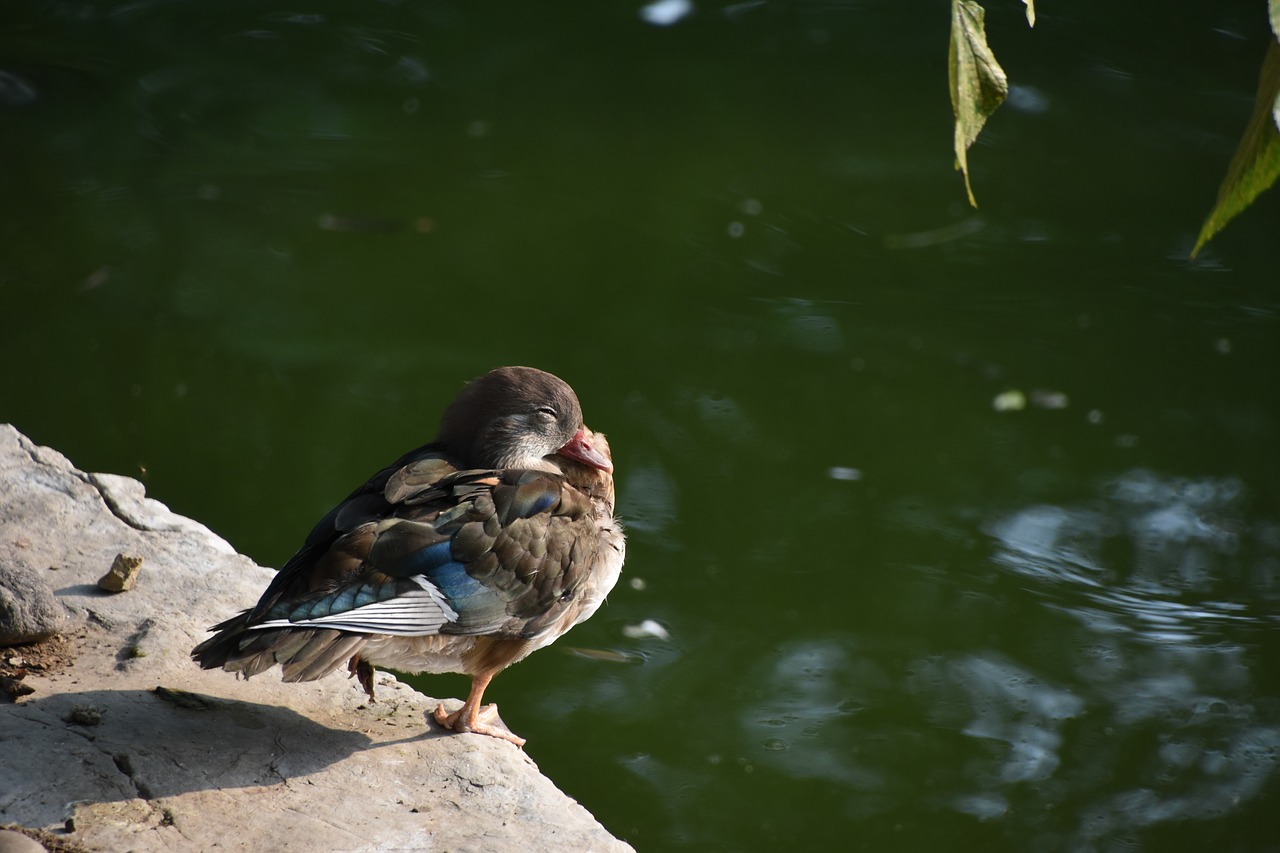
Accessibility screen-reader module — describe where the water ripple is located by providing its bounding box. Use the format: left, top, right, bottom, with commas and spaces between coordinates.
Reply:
986, 469, 1279, 644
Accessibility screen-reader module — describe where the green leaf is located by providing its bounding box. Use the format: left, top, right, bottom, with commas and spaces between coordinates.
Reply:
1024, 0, 1036, 28
1271, 0, 1280, 41
949, 0, 1009, 208
1191, 39, 1280, 257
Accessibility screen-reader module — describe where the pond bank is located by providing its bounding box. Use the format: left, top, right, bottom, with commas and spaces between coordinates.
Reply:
0, 424, 632, 853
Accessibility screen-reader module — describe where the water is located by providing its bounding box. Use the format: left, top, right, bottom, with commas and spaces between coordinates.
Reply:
4, 1, 1279, 850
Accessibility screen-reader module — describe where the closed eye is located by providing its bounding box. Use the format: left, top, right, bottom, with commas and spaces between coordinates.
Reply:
535, 405, 557, 422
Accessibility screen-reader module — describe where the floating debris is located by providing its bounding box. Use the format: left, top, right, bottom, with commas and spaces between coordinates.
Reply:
640, 0, 692, 27
1031, 389, 1069, 410
992, 389, 1027, 412
563, 647, 638, 664
827, 466, 862, 481
623, 619, 671, 641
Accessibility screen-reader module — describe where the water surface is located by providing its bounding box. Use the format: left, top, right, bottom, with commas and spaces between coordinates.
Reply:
3, 2, 1278, 850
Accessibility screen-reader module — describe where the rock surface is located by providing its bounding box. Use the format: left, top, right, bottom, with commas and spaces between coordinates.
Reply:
0, 425, 633, 853
0, 552, 64, 645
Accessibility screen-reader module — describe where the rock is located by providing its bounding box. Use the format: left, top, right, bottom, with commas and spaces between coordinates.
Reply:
0, 553, 64, 645
63, 705, 104, 726
95, 554, 141, 593
0, 425, 632, 853
1, 676, 35, 701
0, 829, 48, 853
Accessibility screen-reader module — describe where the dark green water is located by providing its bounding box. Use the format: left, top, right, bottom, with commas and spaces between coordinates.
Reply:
4, 1, 1279, 850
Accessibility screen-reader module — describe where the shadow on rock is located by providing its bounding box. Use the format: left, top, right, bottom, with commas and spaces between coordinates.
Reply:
2, 686, 387, 825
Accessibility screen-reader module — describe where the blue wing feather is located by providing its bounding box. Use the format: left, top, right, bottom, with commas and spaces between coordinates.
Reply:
274, 579, 401, 622
429, 560, 486, 603
406, 540, 454, 575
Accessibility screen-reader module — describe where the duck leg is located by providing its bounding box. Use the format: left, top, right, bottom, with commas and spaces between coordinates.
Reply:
432, 670, 525, 747
348, 655, 377, 702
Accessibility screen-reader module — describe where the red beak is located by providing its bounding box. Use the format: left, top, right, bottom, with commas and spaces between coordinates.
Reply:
557, 428, 613, 472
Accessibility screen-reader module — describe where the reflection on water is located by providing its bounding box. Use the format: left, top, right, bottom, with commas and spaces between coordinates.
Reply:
919, 654, 1085, 790
741, 468, 1278, 849
745, 641, 886, 789
989, 469, 1278, 642
980, 469, 1280, 846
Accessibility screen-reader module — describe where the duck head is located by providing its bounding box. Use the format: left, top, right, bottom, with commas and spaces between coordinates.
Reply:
436, 366, 612, 473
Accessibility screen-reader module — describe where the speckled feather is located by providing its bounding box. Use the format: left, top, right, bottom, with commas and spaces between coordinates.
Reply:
191, 367, 624, 744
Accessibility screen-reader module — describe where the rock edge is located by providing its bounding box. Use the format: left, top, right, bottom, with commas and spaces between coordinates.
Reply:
0, 424, 632, 853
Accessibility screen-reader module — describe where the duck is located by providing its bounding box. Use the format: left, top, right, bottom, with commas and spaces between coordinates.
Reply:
192, 366, 625, 746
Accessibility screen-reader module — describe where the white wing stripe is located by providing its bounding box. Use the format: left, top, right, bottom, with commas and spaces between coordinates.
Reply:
251, 576, 460, 637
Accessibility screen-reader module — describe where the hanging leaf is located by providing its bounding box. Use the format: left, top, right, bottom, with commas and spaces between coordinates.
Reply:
949, 0, 1009, 208
1191, 39, 1280, 257
1024, 0, 1036, 28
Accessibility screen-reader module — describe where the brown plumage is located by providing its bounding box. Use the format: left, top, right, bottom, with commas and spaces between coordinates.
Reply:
192, 367, 624, 746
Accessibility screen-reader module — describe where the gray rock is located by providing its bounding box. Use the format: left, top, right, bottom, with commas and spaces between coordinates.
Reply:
0, 829, 47, 853
0, 552, 64, 645
0, 425, 632, 853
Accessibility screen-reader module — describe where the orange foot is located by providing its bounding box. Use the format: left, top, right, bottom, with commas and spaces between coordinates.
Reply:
433, 702, 526, 747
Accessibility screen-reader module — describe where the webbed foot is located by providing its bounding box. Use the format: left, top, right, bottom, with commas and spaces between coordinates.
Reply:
432, 701, 526, 747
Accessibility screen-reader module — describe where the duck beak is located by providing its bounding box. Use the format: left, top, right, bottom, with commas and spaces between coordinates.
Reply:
557, 429, 613, 472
